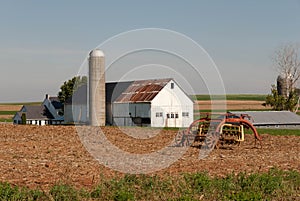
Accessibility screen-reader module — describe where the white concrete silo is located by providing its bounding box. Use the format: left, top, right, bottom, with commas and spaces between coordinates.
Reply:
89, 49, 105, 126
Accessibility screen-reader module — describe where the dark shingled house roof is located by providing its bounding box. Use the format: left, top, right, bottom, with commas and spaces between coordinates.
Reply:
19, 105, 54, 120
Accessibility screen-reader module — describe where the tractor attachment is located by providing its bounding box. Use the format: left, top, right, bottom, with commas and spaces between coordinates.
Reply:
175, 113, 262, 149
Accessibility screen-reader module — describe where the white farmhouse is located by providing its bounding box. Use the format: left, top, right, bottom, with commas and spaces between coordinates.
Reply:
13, 95, 64, 125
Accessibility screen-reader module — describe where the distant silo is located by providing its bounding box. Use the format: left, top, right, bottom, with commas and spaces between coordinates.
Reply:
89, 49, 105, 126
277, 75, 293, 98
277, 75, 287, 97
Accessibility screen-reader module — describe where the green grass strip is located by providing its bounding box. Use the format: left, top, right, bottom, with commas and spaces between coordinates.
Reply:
0, 118, 13, 122
0, 111, 17, 115
256, 128, 300, 136
0, 168, 299, 201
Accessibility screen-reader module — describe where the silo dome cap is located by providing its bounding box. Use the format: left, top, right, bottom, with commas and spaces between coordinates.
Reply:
89, 49, 104, 57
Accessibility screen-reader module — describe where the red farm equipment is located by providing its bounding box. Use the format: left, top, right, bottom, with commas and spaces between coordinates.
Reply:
175, 112, 262, 149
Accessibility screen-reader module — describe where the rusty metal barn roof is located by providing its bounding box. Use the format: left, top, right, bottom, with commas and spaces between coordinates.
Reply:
114, 78, 172, 103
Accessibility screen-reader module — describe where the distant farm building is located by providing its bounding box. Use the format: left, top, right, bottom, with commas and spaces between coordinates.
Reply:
64, 85, 88, 124
13, 95, 64, 125
233, 111, 300, 129
65, 78, 194, 127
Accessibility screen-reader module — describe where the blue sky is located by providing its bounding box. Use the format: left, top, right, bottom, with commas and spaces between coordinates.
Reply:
1, 1, 300, 102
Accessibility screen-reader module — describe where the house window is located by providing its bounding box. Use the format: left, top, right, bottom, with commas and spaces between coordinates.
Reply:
156, 112, 163, 117
171, 113, 174, 118
166, 114, 170, 118
171, 83, 174, 89
182, 112, 189, 117
175, 113, 179, 118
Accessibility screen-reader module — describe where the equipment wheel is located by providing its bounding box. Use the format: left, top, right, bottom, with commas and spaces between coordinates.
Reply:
204, 131, 220, 150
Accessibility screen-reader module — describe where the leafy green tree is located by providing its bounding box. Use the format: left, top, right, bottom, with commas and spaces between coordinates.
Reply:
264, 85, 298, 111
21, 113, 26, 124
58, 76, 87, 104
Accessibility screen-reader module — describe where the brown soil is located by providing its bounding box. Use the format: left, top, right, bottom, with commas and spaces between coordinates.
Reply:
0, 115, 13, 119
194, 100, 271, 111
0, 124, 299, 190
0, 105, 22, 111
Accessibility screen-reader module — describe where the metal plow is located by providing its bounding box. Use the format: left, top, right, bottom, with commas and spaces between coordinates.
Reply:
175, 113, 262, 149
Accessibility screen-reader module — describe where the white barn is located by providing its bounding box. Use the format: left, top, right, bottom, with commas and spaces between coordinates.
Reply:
65, 78, 194, 128
113, 78, 194, 127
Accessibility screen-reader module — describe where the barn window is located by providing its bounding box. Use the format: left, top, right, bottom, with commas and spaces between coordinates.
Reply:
175, 113, 179, 118
166, 114, 170, 118
156, 112, 163, 117
171, 83, 174, 89
182, 112, 189, 117
171, 113, 174, 118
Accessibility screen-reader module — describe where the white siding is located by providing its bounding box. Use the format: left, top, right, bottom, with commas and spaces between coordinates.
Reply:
13, 114, 21, 124
151, 80, 193, 127
26, 120, 46, 126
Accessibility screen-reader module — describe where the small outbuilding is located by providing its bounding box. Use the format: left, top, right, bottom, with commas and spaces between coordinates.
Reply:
232, 111, 300, 129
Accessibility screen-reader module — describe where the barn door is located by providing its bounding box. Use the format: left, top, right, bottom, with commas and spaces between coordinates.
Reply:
166, 112, 180, 127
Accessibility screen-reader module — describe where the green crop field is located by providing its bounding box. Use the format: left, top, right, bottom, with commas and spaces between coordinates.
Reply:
256, 128, 300, 136
0, 111, 17, 115
0, 118, 12, 122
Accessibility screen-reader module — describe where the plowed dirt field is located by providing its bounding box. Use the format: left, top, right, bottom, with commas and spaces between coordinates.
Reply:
0, 124, 299, 190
